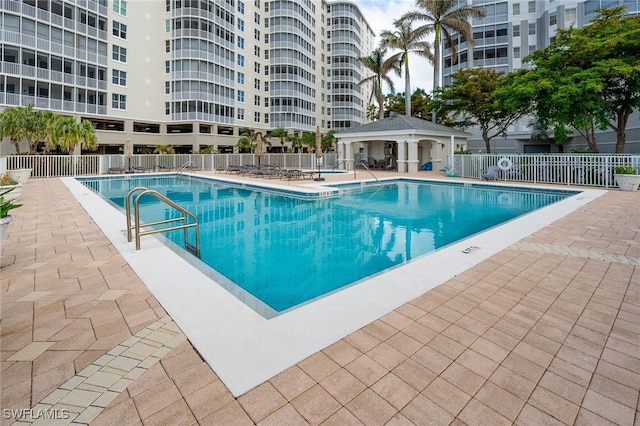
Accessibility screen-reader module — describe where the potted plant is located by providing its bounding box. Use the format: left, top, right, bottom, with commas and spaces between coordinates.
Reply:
0, 187, 22, 241
7, 168, 32, 185
614, 166, 640, 191
0, 173, 21, 201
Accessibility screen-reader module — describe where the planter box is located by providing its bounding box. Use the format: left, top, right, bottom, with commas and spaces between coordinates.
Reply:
7, 169, 32, 185
0, 185, 22, 201
614, 174, 640, 191
0, 215, 12, 241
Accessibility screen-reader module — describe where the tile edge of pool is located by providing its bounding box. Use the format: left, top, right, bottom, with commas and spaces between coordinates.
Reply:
62, 176, 605, 397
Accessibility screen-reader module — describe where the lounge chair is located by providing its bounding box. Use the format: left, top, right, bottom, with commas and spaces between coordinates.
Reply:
481, 165, 499, 180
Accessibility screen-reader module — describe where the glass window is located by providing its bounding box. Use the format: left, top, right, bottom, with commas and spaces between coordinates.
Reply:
529, 23, 536, 35
237, 108, 244, 119
113, 0, 127, 16
528, 1, 535, 13
238, 1, 244, 14
254, 29, 260, 41
112, 45, 126, 62
238, 19, 244, 31
254, 79, 260, 89
565, 8, 577, 24
254, 95, 260, 106
550, 12, 556, 26
513, 3, 520, 15
112, 93, 126, 109
513, 24, 520, 37
238, 37, 244, 49
237, 90, 245, 102
238, 54, 244, 66
237, 72, 244, 84
254, 111, 260, 122
113, 21, 127, 39
112, 69, 126, 86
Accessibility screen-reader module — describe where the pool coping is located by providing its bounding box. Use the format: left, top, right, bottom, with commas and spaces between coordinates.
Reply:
62, 175, 606, 396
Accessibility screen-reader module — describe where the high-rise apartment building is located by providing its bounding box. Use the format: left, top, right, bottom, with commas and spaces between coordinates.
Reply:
442, 0, 640, 153
0, 0, 374, 154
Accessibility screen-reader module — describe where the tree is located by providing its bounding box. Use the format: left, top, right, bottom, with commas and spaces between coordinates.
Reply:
358, 48, 398, 120
301, 131, 316, 152
287, 132, 302, 153
505, 6, 640, 153
154, 145, 175, 154
402, 0, 485, 121
271, 127, 288, 148
432, 68, 531, 153
322, 130, 336, 152
385, 88, 433, 119
379, 19, 432, 117
0, 106, 29, 153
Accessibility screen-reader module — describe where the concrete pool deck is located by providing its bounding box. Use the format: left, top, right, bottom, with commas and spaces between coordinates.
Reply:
1, 171, 639, 425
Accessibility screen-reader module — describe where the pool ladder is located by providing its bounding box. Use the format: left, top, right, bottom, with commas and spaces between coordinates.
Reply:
125, 187, 200, 258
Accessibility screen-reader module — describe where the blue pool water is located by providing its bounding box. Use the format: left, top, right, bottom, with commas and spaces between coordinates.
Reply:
80, 175, 576, 315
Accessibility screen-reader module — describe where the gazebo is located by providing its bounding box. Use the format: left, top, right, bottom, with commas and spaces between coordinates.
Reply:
335, 113, 470, 173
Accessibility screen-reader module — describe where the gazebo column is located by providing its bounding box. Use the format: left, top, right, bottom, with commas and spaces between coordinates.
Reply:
343, 142, 354, 171
407, 140, 419, 173
396, 140, 407, 173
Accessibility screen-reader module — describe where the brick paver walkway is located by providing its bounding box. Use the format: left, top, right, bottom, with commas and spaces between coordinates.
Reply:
1, 177, 638, 425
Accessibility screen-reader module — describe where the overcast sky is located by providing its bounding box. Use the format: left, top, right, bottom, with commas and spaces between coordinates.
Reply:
355, 0, 435, 95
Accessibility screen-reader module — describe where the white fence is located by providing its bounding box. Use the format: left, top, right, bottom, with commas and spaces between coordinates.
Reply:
450, 154, 640, 188
4, 153, 339, 178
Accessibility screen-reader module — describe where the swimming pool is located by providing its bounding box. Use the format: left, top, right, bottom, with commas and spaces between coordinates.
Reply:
80, 175, 576, 316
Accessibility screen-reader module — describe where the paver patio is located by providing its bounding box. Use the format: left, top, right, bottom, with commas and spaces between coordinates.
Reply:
1, 174, 638, 425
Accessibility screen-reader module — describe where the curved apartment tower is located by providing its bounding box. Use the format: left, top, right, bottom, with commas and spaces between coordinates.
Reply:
0, 0, 374, 155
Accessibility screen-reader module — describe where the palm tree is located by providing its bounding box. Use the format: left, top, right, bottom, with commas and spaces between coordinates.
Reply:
358, 48, 398, 120
402, 0, 485, 121
287, 132, 302, 153
0, 106, 29, 154
271, 127, 288, 149
379, 19, 432, 117
322, 130, 336, 152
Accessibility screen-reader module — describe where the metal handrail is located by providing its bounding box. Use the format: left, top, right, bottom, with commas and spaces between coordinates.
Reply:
125, 187, 200, 257
356, 162, 381, 184
177, 160, 196, 174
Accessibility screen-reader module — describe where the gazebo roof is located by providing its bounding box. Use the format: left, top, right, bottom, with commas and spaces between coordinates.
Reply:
336, 113, 470, 137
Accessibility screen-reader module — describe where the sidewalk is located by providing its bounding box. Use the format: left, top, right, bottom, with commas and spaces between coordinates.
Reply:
1, 177, 638, 425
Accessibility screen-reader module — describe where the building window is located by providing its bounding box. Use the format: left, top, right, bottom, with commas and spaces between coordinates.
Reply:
254, 62, 260, 73
254, 79, 260, 90
112, 94, 126, 109
529, 44, 536, 54
550, 12, 556, 26
113, 21, 127, 39
165, 81, 170, 94
113, 0, 127, 16
238, 55, 245, 66
264, 82, 269, 91
238, 18, 244, 31
513, 46, 520, 58
237, 108, 245, 119
528, 1, 535, 13
264, 114, 269, 124
528, 23, 536, 35
112, 45, 126, 62
513, 24, 520, 37
238, 1, 244, 13
565, 8, 577, 24
254, 111, 260, 122
254, 29, 260, 41
238, 37, 244, 49
254, 95, 260, 106
264, 97, 268, 107
165, 61, 170, 73
254, 0, 260, 8
112, 69, 126, 86
237, 72, 245, 84
254, 46, 260, 56
165, 40, 170, 53
513, 3, 520, 15
254, 12, 260, 24
165, 102, 170, 115
237, 90, 245, 102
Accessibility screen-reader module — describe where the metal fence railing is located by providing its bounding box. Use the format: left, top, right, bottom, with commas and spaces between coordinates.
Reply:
4, 153, 339, 178
449, 154, 640, 188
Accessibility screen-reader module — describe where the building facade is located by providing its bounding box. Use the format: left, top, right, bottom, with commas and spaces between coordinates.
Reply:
441, 0, 640, 154
0, 0, 374, 155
